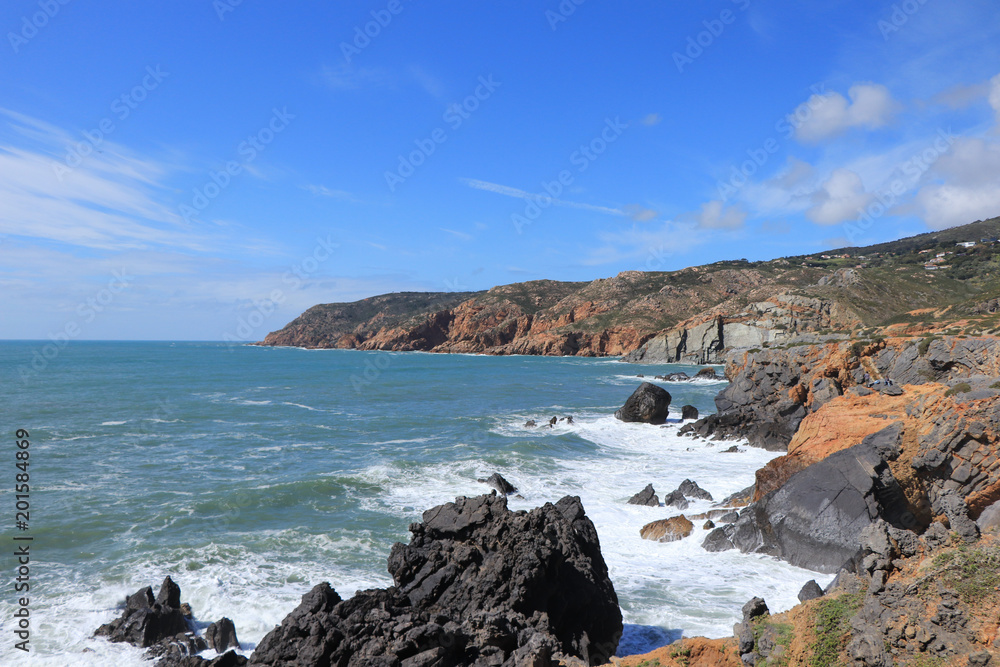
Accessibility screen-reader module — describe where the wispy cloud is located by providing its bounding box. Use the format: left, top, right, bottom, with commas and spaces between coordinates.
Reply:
640, 113, 661, 126
460, 178, 627, 217
791, 83, 899, 143
439, 227, 473, 241
303, 184, 360, 202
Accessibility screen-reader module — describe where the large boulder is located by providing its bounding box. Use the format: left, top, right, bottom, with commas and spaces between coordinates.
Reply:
640, 516, 694, 542
703, 439, 915, 573
250, 493, 622, 666
95, 577, 192, 648
615, 383, 671, 424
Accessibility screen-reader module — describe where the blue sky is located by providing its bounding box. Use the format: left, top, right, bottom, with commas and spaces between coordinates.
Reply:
2, 0, 1000, 340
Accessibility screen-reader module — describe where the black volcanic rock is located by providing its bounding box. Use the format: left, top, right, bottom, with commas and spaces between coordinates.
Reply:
681, 404, 699, 420
627, 483, 659, 507
478, 472, 517, 496
615, 383, 671, 424
95, 577, 192, 648
249, 493, 622, 666
703, 440, 915, 573
677, 479, 713, 502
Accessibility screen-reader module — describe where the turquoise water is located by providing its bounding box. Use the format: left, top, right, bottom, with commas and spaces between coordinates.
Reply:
0, 342, 826, 664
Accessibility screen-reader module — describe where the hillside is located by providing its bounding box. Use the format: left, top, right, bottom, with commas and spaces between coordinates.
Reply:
259, 217, 1000, 356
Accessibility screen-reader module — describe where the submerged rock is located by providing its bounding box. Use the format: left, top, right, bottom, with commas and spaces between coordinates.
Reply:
615, 383, 671, 424
251, 493, 622, 666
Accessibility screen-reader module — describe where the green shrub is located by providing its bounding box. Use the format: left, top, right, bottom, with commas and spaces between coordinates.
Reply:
809, 593, 862, 667
990, 381, 1000, 389
944, 382, 972, 397
918, 336, 939, 356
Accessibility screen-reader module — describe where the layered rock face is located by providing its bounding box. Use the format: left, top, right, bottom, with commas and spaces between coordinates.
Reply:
622, 293, 858, 365
250, 493, 622, 667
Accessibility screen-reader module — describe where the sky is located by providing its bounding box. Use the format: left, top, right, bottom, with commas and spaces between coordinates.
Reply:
2, 0, 1000, 341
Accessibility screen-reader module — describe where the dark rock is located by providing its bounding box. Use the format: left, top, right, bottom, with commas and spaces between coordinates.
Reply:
741, 597, 769, 622
662, 490, 689, 510
548, 416, 558, 426
524, 420, 536, 428
936, 490, 979, 543
627, 484, 659, 507
147, 632, 207, 658
694, 368, 719, 380
722, 486, 754, 506
206, 617, 240, 651
797, 580, 824, 603
718, 511, 739, 524
479, 472, 517, 496
677, 479, 713, 502
969, 651, 992, 666
703, 520, 715, 530
95, 577, 192, 649
160, 651, 248, 667
681, 405, 699, 420
721, 445, 740, 453
666, 372, 690, 382
614, 383, 671, 424
703, 440, 915, 573
250, 494, 622, 666
862, 422, 904, 461
879, 384, 904, 396
922, 521, 950, 550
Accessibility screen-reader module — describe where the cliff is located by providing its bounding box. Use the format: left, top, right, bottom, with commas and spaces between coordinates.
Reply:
260, 217, 1000, 358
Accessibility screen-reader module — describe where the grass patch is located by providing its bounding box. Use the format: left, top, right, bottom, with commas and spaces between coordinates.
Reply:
809, 593, 863, 667
944, 382, 972, 397
942, 544, 1000, 604
990, 381, 1000, 389
918, 335, 939, 356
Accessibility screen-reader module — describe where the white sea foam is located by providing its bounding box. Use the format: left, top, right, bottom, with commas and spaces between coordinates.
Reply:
100, 420, 128, 426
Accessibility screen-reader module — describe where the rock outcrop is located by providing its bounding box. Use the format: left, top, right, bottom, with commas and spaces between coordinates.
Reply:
250, 493, 622, 666
627, 483, 659, 507
640, 515, 694, 543
615, 383, 671, 424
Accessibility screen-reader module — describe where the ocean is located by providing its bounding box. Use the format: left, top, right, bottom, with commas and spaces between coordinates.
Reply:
0, 341, 829, 665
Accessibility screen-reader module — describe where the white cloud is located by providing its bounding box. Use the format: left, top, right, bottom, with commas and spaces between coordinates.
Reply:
623, 204, 658, 222
585, 221, 704, 268
806, 169, 873, 225
696, 201, 746, 229
792, 83, 898, 143
439, 227, 473, 241
914, 136, 1000, 229
303, 184, 359, 202
990, 73, 1000, 122
641, 113, 661, 126
460, 178, 626, 216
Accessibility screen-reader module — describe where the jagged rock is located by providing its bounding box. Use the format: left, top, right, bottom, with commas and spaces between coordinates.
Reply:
718, 511, 739, 524
677, 479, 713, 501
662, 490, 689, 510
695, 368, 719, 380
922, 521, 950, 550
640, 515, 694, 542
721, 485, 755, 506
94, 577, 192, 649
797, 580, 824, 602
742, 597, 769, 622
250, 494, 622, 666
615, 383, 671, 424
703, 520, 715, 530
703, 439, 913, 573
147, 632, 207, 658
721, 445, 740, 453
206, 617, 240, 651
935, 490, 980, 543
681, 405, 699, 420
846, 630, 892, 666
969, 651, 993, 666
627, 484, 659, 507
524, 420, 536, 428
478, 472, 517, 496
160, 651, 248, 667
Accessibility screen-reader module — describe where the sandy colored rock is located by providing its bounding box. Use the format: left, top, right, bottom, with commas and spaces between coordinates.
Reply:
640, 515, 694, 542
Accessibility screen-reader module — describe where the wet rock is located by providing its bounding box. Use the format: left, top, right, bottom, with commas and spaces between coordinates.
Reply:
695, 368, 719, 380
640, 515, 694, 543
94, 577, 193, 649
205, 617, 240, 652
703, 520, 715, 530
677, 479, 713, 502
250, 494, 622, 666
615, 382, 671, 424
718, 511, 740, 524
478, 472, 517, 496
524, 420, 536, 428
681, 405, 699, 420
627, 484, 659, 507
662, 490, 689, 510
